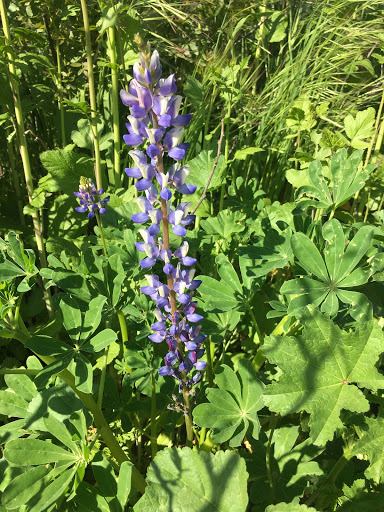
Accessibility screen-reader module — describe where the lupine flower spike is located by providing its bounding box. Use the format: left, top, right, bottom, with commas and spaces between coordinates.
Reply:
74, 177, 110, 219
121, 42, 206, 399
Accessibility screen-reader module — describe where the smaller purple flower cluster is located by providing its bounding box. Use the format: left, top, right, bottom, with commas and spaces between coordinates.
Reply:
74, 177, 110, 219
140, 268, 206, 386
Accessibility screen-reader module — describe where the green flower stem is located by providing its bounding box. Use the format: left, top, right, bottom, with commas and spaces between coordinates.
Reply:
0, 0, 53, 317
56, 38, 66, 147
116, 310, 128, 344
12, 327, 146, 494
95, 210, 108, 257
107, 23, 121, 188
80, 0, 102, 190
152, 112, 194, 448
151, 368, 158, 458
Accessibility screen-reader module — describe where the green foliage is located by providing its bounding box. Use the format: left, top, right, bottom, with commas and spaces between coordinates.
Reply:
134, 448, 249, 512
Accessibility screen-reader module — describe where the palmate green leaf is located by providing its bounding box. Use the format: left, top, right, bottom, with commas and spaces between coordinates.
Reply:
4, 438, 78, 465
134, 448, 248, 512
193, 360, 264, 446
282, 220, 374, 321
351, 417, 384, 483
263, 307, 384, 445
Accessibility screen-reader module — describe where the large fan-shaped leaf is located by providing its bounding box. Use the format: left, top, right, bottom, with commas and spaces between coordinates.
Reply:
263, 307, 384, 445
134, 448, 248, 512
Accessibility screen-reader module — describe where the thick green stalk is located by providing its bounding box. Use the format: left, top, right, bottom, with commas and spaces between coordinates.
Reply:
95, 210, 108, 257
11, 327, 146, 494
0, 0, 52, 316
80, 0, 102, 190
107, 24, 121, 188
116, 310, 128, 344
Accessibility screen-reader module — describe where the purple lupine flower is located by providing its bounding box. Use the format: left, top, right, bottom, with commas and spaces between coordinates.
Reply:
74, 177, 110, 219
121, 48, 205, 392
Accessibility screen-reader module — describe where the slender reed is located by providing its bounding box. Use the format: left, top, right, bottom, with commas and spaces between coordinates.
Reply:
80, 0, 102, 190
0, 0, 52, 315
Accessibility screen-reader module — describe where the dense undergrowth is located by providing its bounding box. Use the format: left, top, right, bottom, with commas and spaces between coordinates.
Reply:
2, 1, 384, 511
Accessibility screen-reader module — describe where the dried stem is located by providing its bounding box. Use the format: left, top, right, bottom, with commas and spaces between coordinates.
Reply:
191, 118, 225, 215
